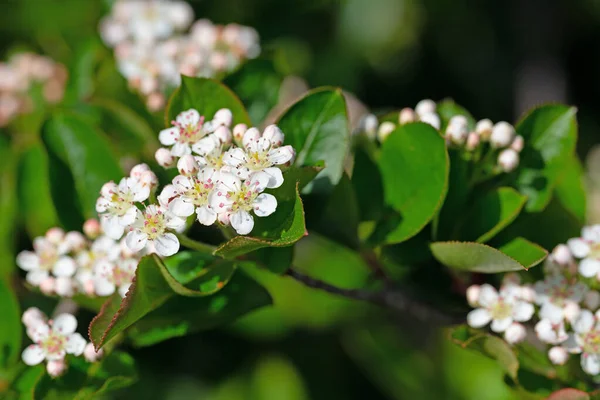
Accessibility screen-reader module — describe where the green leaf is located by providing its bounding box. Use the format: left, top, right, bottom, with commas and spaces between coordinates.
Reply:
223, 59, 284, 125
458, 187, 527, 243
8, 364, 45, 400
436, 150, 470, 240
515, 105, 578, 212
277, 87, 350, 194
351, 146, 384, 222
0, 141, 19, 278
547, 389, 591, 400
33, 351, 136, 400
431, 239, 546, 273
213, 168, 314, 258
17, 143, 60, 238
166, 76, 251, 127
377, 122, 449, 244
89, 255, 238, 350
127, 270, 272, 347
42, 112, 122, 221
554, 154, 586, 223
436, 99, 476, 131
448, 325, 519, 380
0, 279, 21, 369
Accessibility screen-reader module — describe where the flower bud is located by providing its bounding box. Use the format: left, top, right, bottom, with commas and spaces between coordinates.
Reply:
419, 112, 440, 130
40, 277, 56, 295
55, 277, 74, 297
504, 322, 526, 344
84, 343, 104, 363
510, 135, 524, 152
415, 99, 436, 117
498, 149, 519, 172
155, 148, 175, 168
84, 279, 96, 296
146, 92, 165, 112
466, 132, 480, 151
564, 302, 581, 323
83, 219, 101, 239
585, 291, 600, 310
548, 346, 568, 365
242, 127, 261, 148
46, 227, 65, 244
22, 307, 46, 328
233, 123, 248, 143
490, 121, 515, 148
263, 125, 285, 146
466, 285, 480, 307
177, 155, 199, 176
475, 119, 493, 141
377, 121, 396, 143
213, 108, 233, 127
358, 114, 378, 139
47, 359, 67, 378
217, 212, 231, 225
551, 244, 572, 265
398, 108, 416, 125
446, 116, 469, 145
214, 126, 232, 144
158, 184, 178, 208
64, 231, 86, 252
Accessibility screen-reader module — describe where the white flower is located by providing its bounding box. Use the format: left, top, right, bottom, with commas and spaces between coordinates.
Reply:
466, 284, 534, 332
83, 218, 101, 239
535, 319, 568, 344
94, 258, 137, 297
358, 114, 378, 138
160, 109, 207, 157
548, 346, 569, 365
96, 177, 150, 240
585, 291, 600, 311
21, 311, 86, 367
465, 132, 480, 151
568, 225, 600, 278
210, 172, 277, 235
177, 154, 200, 176
534, 275, 587, 323
511, 135, 524, 152
212, 108, 233, 127
17, 236, 76, 286
125, 205, 185, 256
75, 235, 121, 293
563, 310, 600, 375
167, 168, 219, 226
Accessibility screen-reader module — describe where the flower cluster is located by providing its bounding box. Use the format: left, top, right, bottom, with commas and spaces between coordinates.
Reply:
0, 52, 67, 127
99, 0, 260, 111
21, 308, 103, 377
17, 221, 141, 299
357, 99, 523, 173
466, 225, 600, 376
156, 108, 295, 235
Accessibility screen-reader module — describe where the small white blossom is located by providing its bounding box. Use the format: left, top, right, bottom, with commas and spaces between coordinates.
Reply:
467, 284, 534, 332
94, 258, 137, 298
125, 205, 185, 256
17, 234, 77, 286
534, 275, 587, 323
167, 168, 219, 226
160, 109, 207, 157
564, 310, 600, 375
83, 219, 101, 239
466, 284, 480, 307
535, 319, 569, 344
83, 343, 104, 363
155, 147, 176, 168
568, 225, 600, 278
475, 119, 493, 140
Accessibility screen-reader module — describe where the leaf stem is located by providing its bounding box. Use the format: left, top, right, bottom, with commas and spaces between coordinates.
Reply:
175, 233, 217, 254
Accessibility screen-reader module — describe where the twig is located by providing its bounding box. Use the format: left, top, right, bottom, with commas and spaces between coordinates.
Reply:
361, 249, 393, 288
175, 233, 217, 253
284, 268, 463, 325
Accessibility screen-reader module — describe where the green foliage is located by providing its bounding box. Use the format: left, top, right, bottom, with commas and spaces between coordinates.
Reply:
0, 280, 21, 370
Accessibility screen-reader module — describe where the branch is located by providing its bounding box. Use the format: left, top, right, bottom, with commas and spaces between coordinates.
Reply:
284, 268, 463, 325
176, 233, 217, 254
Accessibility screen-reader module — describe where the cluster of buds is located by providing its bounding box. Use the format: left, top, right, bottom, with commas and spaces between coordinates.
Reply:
99, 0, 260, 111
467, 225, 600, 376
0, 52, 67, 127
21, 308, 103, 377
156, 108, 295, 235
17, 220, 141, 299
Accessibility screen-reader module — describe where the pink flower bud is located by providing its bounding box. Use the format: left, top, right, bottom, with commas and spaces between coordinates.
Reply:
155, 148, 175, 168
217, 212, 231, 225
548, 346, 568, 365
359, 114, 378, 138
465, 132, 480, 151
83, 343, 104, 362
84, 279, 96, 296
47, 359, 67, 377
40, 277, 56, 295
498, 149, 519, 172
83, 219, 101, 239
233, 123, 248, 142
213, 108, 233, 127
377, 122, 396, 143
510, 135, 524, 152
214, 126, 232, 144
146, 92, 165, 112
504, 322, 526, 344
466, 285, 480, 307
46, 227, 65, 244
398, 108, 416, 125
551, 244, 573, 265
263, 125, 284, 146
177, 154, 199, 176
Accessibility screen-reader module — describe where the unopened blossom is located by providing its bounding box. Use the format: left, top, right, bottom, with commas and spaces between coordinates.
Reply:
466, 285, 480, 307
415, 99, 436, 117
21, 311, 86, 368
568, 225, 600, 278
535, 319, 569, 344
155, 147, 176, 168
490, 121, 515, 148
377, 122, 396, 142
548, 346, 569, 365
83, 219, 101, 239
465, 132, 480, 151
398, 108, 416, 125
130, 163, 158, 189
564, 310, 600, 375
96, 177, 151, 239
504, 322, 527, 344
160, 109, 207, 157
419, 112, 441, 130
511, 135, 524, 152
94, 257, 137, 297
446, 115, 469, 145
475, 119, 493, 141
17, 234, 77, 286
467, 284, 534, 332
84, 343, 104, 363
168, 168, 219, 225
126, 205, 185, 256
498, 149, 519, 172
210, 172, 277, 235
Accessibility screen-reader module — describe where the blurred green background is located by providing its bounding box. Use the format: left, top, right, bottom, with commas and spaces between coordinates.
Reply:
2, 0, 598, 398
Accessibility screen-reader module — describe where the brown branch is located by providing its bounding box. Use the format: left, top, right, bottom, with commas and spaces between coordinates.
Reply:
284, 268, 463, 325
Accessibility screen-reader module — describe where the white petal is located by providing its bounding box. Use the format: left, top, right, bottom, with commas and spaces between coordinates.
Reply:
535, 319, 556, 343
192, 135, 218, 156
28, 323, 50, 342
261, 167, 284, 189
26, 270, 49, 286
248, 171, 270, 193
22, 345, 45, 366
267, 145, 294, 165
119, 207, 140, 228
196, 205, 217, 226
217, 173, 242, 192
491, 317, 513, 333
52, 256, 76, 277
165, 214, 186, 230
579, 258, 600, 278
65, 333, 86, 356
582, 353, 600, 375
16, 251, 39, 271
171, 142, 191, 157
94, 278, 116, 297
154, 233, 179, 256
222, 147, 247, 167
169, 197, 195, 217
563, 333, 583, 354
512, 301, 534, 322
101, 214, 125, 240
467, 308, 491, 328
126, 230, 148, 252
53, 314, 77, 335
230, 210, 254, 235
583, 225, 600, 242
477, 284, 498, 307
574, 310, 595, 334
540, 302, 565, 324
159, 127, 179, 145
253, 193, 277, 217
568, 238, 591, 258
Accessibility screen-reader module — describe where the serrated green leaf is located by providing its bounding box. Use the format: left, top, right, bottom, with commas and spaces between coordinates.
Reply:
377, 122, 449, 244
431, 239, 546, 273
436, 99, 476, 131
498, 237, 548, 269
351, 146, 384, 222
166, 76, 251, 127
458, 187, 527, 243
277, 87, 349, 194
0, 279, 21, 369
42, 112, 122, 223
515, 105, 577, 212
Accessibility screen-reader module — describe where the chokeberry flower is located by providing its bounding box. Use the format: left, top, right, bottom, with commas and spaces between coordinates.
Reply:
125, 205, 185, 256
160, 109, 207, 157
564, 310, 600, 375
168, 168, 219, 225
93, 257, 138, 298
568, 225, 600, 278
17, 234, 77, 286
467, 284, 534, 333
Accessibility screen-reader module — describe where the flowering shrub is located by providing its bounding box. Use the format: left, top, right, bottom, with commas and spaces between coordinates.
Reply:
0, 1, 594, 399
